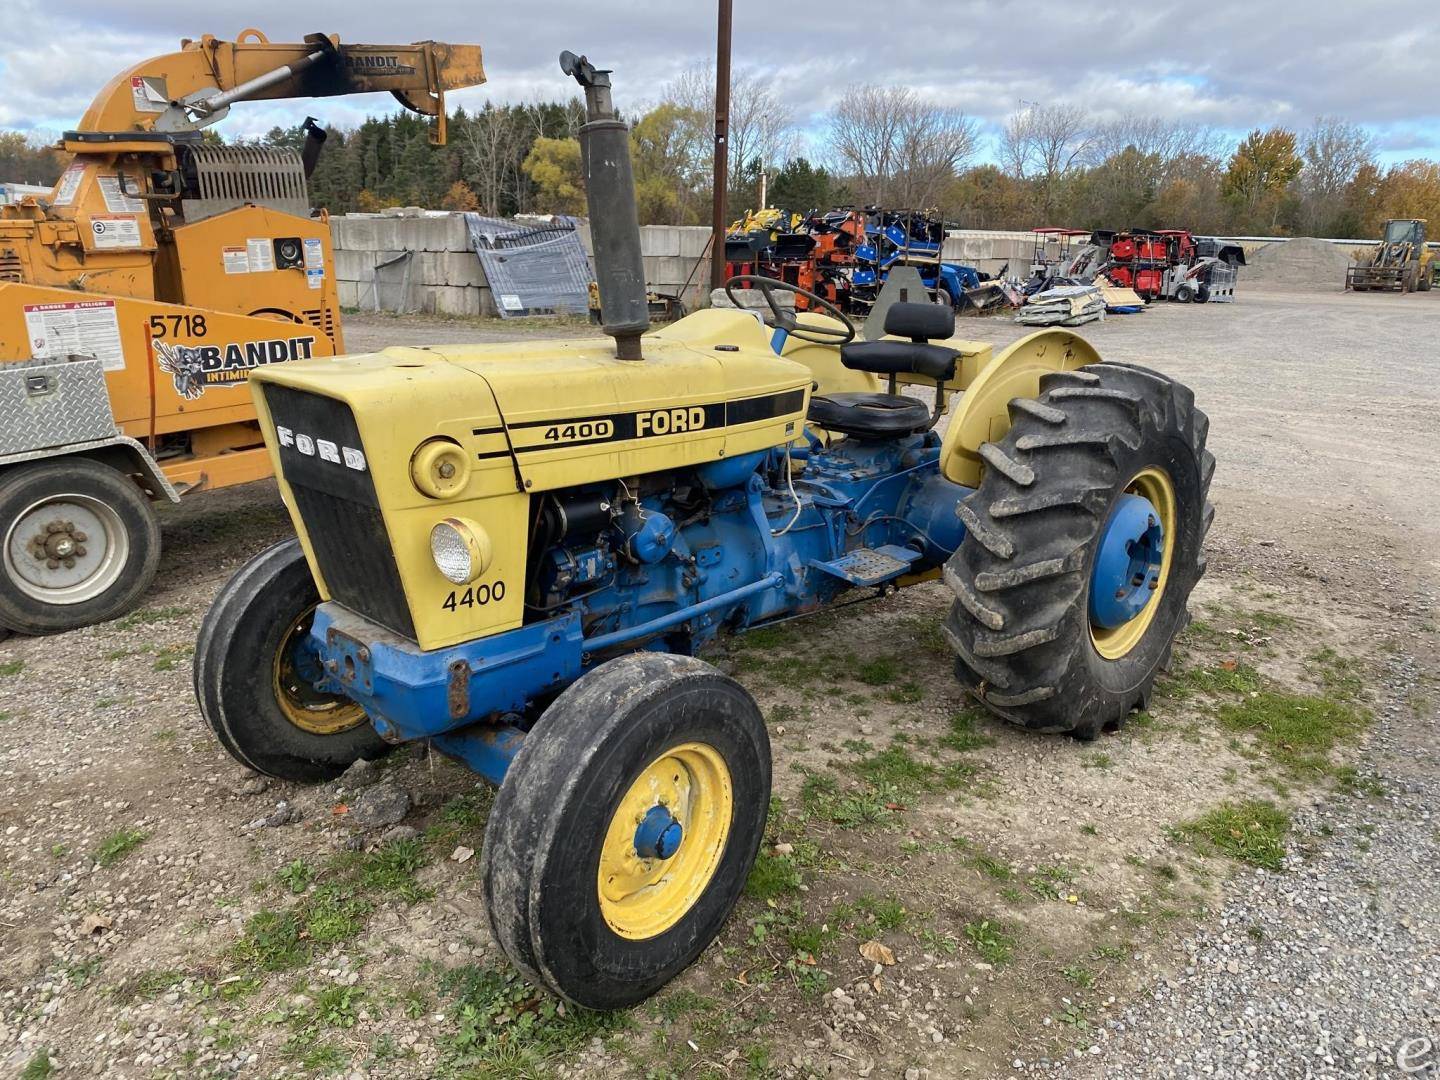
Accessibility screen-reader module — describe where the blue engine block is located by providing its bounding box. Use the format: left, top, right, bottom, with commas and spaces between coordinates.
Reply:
308, 431, 975, 782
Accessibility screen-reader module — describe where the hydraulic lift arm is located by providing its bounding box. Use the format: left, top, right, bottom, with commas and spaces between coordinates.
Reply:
77, 30, 485, 145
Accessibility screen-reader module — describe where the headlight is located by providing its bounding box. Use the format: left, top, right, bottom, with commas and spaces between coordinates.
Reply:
430, 517, 493, 585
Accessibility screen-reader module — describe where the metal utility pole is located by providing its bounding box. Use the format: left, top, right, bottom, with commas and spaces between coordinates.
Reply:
710, 0, 733, 291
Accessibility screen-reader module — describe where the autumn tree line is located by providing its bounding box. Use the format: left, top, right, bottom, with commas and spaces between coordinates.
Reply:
5, 68, 1438, 239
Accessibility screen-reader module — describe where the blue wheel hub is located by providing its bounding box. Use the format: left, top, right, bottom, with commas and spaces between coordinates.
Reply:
634, 804, 683, 860
1090, 493, 1165, 629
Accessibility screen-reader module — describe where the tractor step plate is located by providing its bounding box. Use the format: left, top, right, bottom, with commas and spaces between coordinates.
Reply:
809, 545, 921, 586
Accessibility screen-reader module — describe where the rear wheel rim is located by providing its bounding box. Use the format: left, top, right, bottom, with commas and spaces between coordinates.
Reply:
597, 741, 733, 940
1089, 467, 1176, 660
272, 608, 368, 735
3, 494, 127, 604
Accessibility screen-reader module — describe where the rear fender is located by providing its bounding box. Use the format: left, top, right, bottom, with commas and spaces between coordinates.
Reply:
939, 329, 1100, 487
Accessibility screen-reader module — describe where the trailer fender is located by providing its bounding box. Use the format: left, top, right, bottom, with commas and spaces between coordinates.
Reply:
939, 329, 1101, 487
0, 436, 180, 503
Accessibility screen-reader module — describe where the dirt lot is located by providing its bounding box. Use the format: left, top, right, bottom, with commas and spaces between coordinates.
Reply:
1, 287, 1436, 1079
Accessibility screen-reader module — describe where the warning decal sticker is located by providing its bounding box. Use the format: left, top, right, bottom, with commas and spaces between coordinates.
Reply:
52, 164, 85, 206
96, 176, 145, 214
89, 215, 143, 250
130, 76, 168, 114
222, 246, 250, 274
246, 238, 275, 273
23, 300, 125, 372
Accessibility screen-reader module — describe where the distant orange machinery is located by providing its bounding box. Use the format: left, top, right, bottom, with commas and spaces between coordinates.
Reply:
724, 208, 867, 310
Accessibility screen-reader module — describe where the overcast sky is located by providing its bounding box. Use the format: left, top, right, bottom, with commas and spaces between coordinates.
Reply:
7, 0, 1438, 164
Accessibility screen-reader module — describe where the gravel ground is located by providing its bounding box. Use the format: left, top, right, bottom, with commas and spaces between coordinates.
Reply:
0, 286, 1435, 1078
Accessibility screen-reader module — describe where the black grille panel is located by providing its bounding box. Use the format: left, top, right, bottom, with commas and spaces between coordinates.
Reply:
262, 384, 416, 639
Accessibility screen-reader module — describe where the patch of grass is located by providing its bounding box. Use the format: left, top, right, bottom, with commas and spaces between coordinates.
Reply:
886, 681, 924, 704
786, 922, 835, 957
234, 909, 306, 971
113, 605, 188, 630
1062, 964, 1095, 989
849, 744, 934, 797
798, 771, 891, 828
20, 1049, 53, 1079
0, 658, 24, 677
854, 894, 908, 931
1182, 800, 1290, 871
276, 859, 315, 895
1306, 647, 1365, 702
343, 838, 431, 902
440, 964, 624, 1072
1082, 752, 1113, 770
746, 851, 802, 900
95, 828, 147, 867
855, 656, 900, 686
971, 852, 1014, 881
151, 644, 194, 672
1218, 691, 1367, 777
964, 920, 1015, 965
1163, 662, 1262, 699
1026, 864, 1076, 900
938, 710, 995, 752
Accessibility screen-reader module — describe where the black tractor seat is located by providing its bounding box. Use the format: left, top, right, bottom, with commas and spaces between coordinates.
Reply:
808, 391, 933, 438
806, 302, 960, 440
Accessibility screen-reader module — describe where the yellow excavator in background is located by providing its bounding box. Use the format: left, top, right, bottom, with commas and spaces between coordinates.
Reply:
0, 31, 484, 634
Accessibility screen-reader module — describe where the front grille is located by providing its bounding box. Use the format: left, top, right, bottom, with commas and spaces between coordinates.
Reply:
262, 384, 416, 639
0, 248, 23, 282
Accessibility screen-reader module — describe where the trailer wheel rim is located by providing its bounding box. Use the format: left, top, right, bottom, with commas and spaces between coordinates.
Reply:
1089, 467, 1176, 660
597, 741, 733, 941
272, 608, 368, 735
3, 494, 128, 605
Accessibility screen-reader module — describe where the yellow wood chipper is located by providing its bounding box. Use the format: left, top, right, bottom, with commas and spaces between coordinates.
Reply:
0, 30, 484, 634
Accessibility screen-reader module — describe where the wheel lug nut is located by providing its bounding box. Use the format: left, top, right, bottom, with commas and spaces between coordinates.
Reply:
46, 559, 60, 569
73, 531, 87, 543
74, 545, 87, 557
62, 557, 75, 569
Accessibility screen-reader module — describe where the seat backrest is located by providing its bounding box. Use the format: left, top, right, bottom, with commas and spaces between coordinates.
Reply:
884, 301, 955, 342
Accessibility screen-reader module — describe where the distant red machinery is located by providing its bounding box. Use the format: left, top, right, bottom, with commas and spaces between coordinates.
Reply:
724, 209, 867, 310
1089, 228, 1242, 303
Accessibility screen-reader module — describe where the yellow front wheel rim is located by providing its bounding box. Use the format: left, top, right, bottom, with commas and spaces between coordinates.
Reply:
272, 609, 368, 736
1089, 467, 1177, 660
597, 742, 733, 940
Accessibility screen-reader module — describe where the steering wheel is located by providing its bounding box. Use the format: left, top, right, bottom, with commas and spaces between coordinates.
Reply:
724, 275, 857, 346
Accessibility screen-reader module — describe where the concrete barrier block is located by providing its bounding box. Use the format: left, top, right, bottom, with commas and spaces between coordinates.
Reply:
336, 281, 361, 309
411, 214, 470, 252
645, 256, 697, 289
676, 227, 712, 259
334, 249, 381, 280
433, 285, 484, 317
332, 216, 382, 251
574, 221, 593, 256
440, 251, 488, 288
640, 227, 681, 257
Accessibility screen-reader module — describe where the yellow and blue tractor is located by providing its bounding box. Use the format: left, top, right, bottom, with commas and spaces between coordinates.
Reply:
195, 52, 1214, 1009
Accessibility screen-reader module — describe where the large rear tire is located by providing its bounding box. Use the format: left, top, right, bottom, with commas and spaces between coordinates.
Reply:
943, 363, 1213, 739
483, 653, 770, 1009
194, 539, 388, 781
0, 458, 160, 634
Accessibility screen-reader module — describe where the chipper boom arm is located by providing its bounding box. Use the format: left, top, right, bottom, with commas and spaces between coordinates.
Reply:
78, 30, 485, 144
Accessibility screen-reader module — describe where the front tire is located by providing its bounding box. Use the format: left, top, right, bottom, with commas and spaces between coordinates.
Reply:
482, 653, 770, 1009
0, 458, 160, 634
943, 363, 1213, 738
194, 539, 388, 781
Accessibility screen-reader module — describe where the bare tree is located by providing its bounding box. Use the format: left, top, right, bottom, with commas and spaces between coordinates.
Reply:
826, 84, 978, 208
664, 64, 796, 195
456, 104, 523, 216
1297, 116, 1374, 234
998, 103, 1092, 219
1086, 114, 1227, 178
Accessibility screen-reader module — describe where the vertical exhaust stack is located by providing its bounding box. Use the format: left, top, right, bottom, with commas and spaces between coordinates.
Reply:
561, 50, 649, 361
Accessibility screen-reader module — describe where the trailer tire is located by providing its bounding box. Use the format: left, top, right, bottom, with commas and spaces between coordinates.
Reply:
483, 652, 770, 1009
195, 539, 388, 782
943, 362, 1213, 740
0, 458, 160, 634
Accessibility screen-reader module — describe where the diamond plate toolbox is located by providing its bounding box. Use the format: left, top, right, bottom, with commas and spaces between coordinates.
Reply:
0, 357, 118, 456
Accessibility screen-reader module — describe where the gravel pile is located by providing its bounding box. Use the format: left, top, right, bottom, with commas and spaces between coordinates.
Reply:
1244, 238, 1354, 288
